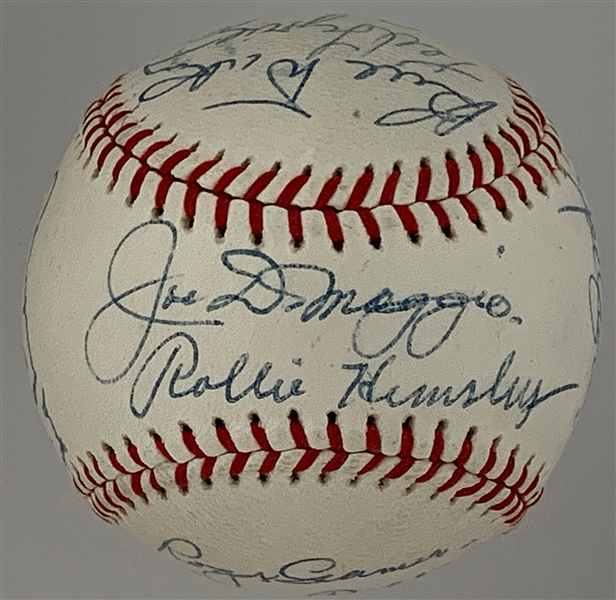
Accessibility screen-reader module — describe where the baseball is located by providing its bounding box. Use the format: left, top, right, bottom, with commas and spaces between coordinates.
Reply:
23, 14, 600, 596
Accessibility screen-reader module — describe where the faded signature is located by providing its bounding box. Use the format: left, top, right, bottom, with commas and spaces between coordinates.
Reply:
138, 15, 496, 135
143, 15, 470, 72
559, 170, 601, 346
158, 537, 448, 588
23, 171, 69, 462
346, 59, 496, 136
141, 55, 318, 119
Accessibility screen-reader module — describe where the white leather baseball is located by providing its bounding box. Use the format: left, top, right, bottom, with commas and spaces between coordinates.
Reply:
23, 14, 601, 595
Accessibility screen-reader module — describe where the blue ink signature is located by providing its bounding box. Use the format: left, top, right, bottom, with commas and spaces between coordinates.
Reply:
346, 59, 496, 136
559, 170, 601, 346
205, 246, 519, 360
339, 350, 579, 429
129, 331, 305, 418
23, 171, 69, 463
158, 537, 448, 588
138, 16, 492, 134
85, 220, 576, 424
84, 220, 304, 418
86, 220, 521, 369
144, 15, 467, 69
84, 220, 223, 385
141, 55, 318, 118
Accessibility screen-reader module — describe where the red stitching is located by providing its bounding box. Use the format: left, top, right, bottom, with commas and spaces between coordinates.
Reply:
436, 429, 473, 493
508, 120, 533, 157
514, 110, 541, 147
287, 205, 303, 247
506, 77, 547, 129
428, 202, 452, 238
289, 410, 310, 447
323, 412, 349, 473
244, 164, 281, 201
82, 78, 563, 247
107, 108, 133, 130
520, 162, 545, 192
278, 167, 312, 207
322, 208, 345, 251
314, 170, 340, 208
71, 413, 544, 529
393, 204, 420, 244
445, 152, 460, 197
544, 129, 562, 154
484, 135, 505, 178
458, 195, 483, 229
214, 193, 232, 236
358, 208, 382, 249
499, 127, 522, 160
415, 425, 445, 484
415, 159, 432, 202
346, 165, 374, 210
379, 164, 401, 205
95, 140, 116, 173
467, 146, 484, 188
484, 184, 509, 217
249, 201, 264, 245
506, 173, 529, 205
383, 417, 414, 479
213, 162, 249, 194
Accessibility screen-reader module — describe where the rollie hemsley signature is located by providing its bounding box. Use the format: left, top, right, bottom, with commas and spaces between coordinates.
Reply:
83, 220, 579, 427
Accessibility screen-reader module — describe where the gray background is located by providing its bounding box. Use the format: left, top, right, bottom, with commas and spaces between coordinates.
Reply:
1, 1, 614, 599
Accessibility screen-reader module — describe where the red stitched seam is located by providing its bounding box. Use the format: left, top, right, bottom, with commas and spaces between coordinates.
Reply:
81, 77, 560, 248
71, 413, 543, 529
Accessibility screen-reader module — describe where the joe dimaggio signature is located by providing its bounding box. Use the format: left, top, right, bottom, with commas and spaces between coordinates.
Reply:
82, 220, 579, 427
